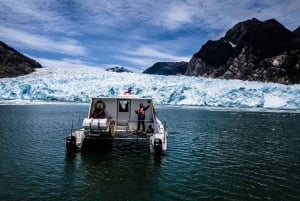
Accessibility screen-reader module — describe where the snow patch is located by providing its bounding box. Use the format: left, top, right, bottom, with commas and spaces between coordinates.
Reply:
264, 94, 286, 108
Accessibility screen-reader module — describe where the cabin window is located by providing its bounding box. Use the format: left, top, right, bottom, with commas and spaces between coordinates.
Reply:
118, 100, 130, 112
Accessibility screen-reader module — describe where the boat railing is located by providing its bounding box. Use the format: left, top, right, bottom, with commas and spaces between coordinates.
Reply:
113, 119, 153, 132
81, 118, 155, 135
70, 116, 83, 135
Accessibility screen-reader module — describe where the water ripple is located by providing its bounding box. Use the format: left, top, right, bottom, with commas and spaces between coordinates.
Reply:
1, 105, 300, 200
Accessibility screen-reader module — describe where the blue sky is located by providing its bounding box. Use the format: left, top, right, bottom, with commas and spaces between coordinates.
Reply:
0, 0, 299, 72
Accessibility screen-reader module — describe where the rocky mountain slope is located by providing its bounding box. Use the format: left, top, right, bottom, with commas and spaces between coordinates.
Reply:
185, 18, 300, 84
143, 61, 188, 75
294, 26, 300, 36
0, 41, 42, 78
105, 66, 133, 73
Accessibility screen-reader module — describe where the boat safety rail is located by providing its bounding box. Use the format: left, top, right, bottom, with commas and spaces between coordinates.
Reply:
109, 119, 153, 132
70, 116, 83, 135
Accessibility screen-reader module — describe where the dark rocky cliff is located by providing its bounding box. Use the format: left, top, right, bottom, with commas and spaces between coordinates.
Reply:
143, 61, 188, 75
0, 41, 42, 78
105, 66, 133, 73
293, 26, 300, 36
185, 18, 300, 84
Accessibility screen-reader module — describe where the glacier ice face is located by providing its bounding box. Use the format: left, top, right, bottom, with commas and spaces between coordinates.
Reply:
0, 67, 300, 110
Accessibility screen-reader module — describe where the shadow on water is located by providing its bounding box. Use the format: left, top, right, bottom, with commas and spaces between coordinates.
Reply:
63, 139, 165, 201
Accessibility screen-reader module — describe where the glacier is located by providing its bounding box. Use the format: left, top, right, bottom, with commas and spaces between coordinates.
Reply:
0, 67, 300, 110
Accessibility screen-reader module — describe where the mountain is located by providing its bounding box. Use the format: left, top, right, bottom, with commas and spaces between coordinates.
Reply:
105, 66, 133, 73
0, 41, 42, 78
185, 18, 300, 84
143, 61, 188, 75
294, 26, 300, 36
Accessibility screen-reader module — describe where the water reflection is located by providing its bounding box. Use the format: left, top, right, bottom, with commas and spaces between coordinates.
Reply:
64, 140, 164, 200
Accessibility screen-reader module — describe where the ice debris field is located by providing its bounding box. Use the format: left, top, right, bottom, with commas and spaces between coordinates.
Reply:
0, 67, 300, 110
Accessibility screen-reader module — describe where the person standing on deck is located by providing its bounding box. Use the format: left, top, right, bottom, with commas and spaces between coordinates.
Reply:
135, 101, 150, 132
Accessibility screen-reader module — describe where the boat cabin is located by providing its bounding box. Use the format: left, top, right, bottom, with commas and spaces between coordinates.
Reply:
85, 96, 155, 134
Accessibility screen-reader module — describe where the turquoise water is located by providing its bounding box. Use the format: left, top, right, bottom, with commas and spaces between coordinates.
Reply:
0, 105, 300, 201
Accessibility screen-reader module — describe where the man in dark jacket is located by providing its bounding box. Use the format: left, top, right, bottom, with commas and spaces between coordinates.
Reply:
135, 102, 150, 132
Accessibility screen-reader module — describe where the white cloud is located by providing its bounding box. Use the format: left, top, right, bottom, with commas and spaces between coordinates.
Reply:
1, 0, 299, 70
205, 0, 299, 30
35, 57, 103, 69
1, 0, 299, 34
161, 1, 196, 30
131, 46, 189, 61
0, 26, 86, 56
36, 57, 140, 72
158, 0, 300, 31
118, 56, 158, 68
119, 45, 190, 69
0, 0, 62, 32
0, 0, 53, 21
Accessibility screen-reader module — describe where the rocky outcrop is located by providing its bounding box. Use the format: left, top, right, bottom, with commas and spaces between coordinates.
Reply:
294, 26, 300, 36
0, 41, 42, 78
105, 66, 133, 73
185, 18, 300, 84
143, 61, 188, 75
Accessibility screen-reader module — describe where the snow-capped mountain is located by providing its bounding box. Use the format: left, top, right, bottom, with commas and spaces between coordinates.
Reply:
0, 67, 300, 110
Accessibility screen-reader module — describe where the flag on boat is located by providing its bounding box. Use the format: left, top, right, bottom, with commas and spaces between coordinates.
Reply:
124, 87, 132, 95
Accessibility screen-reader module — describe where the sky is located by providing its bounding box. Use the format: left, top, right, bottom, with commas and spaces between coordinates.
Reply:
0, 0, 300, 72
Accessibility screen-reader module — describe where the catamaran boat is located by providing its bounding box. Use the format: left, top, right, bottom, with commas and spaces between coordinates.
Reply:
66, 96, 167, 155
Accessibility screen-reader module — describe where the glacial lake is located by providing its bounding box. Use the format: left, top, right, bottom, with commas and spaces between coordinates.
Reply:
0, 104, 299, 201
